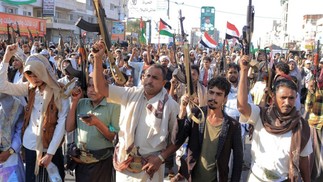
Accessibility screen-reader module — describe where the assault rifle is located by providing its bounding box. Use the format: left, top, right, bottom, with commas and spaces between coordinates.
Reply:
220, 40, 226, 75
6, 24, 11, 45
27, 27, 34, 43
57, 28, 65, 58
179, 9, 194, 99
10, 23, 17, 43
314, 40, 322, 90
76, 0, 126, 85
241, 0, 254, 57
15, 22, 21, 37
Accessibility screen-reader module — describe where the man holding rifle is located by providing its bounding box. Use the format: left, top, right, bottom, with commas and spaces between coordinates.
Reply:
92, 41, 179, 181
237, 55, 312, 181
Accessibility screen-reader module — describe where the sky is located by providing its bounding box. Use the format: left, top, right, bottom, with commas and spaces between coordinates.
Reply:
128, 0, 323, 43
168, 0, 281, 41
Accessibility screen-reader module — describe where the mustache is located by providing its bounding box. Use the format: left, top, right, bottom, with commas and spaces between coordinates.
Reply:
208, 99, 218, 104
144, 83, 153, 87
282, 105, 292, 108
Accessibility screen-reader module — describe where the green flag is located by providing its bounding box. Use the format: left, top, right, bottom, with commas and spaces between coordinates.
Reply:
3, 0, 36, 5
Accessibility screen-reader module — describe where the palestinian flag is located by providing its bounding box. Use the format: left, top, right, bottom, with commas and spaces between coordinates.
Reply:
159, 18, 173, 37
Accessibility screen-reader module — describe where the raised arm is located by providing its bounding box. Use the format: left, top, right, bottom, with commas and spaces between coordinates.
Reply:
237, 55, 252, 118
92, 42, 109, 98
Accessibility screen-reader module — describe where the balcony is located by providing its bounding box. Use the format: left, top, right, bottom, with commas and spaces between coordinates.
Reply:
45, 17, 77, 31
54, 0, 76, 11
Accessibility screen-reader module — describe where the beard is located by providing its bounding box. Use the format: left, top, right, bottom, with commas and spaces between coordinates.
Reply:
229, 77, 238, 84
207, 99, 219, 110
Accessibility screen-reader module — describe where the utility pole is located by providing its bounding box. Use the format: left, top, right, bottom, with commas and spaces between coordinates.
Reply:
167, 0, 170, 19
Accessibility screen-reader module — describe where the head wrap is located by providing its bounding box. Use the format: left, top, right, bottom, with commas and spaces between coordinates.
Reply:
24, 54, 63, 175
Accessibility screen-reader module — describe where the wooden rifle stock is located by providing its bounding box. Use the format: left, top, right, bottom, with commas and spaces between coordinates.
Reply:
92, 0, 126, 85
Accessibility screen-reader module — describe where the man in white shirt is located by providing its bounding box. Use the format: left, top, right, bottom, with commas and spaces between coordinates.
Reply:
1, 44, 69, 181
237, 55, 312, 181
92, 42, 179, 181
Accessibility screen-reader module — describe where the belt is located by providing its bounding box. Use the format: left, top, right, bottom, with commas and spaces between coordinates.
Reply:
73, 147, 113, 164
126, 151, 161, 173
251, 164, 288, 182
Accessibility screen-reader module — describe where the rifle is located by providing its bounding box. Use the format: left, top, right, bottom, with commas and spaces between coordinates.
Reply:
172, 34, 178, 65
78, 28, 89, 91
179, 10, 187, 43
57, 28, 65, 58
76, 0, 126, 85
10, 23, 17, 43
69, 30, 74, 50
27, 27, 34, 43
220, 39, 226, 75
314, 40, 322, 90
15, 22, 21, 37
241, 0, 254, 57
6, 24, 12, 45
263, 47, 273, 106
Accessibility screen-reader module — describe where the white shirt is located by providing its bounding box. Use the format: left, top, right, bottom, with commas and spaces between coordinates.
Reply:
12, 70, 27, 107
0, 62, 69, 155
240, 104, 312, 181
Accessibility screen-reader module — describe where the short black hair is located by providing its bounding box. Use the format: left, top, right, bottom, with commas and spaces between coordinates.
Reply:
148, 64, 166, 80
203, 56, 212, 62
273, 79, 297, 94
191, 65, 200, 75
208, 76, 231, 97
275, 62, 290, 75
227, 63, 240, 72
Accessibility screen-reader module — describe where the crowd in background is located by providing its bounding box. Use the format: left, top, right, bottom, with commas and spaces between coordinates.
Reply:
0, 36, 323, 182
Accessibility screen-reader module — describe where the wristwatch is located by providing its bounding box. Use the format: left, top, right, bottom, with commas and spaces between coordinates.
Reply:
8, 148, 15, 155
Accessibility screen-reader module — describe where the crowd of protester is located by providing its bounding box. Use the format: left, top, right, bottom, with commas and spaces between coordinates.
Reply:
0, 36, 323, 182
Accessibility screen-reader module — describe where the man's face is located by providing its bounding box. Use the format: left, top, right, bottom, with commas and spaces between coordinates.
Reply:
143, 67, 166, 96
191, 69, 199, 84
22, 45, 30, 54
203, 59, 210, 69
319, 62, 323, 69
87, 78, 104, 102
257, 53, 265, 61
273, 86, 296, 114
24, 71, 44, 87
160, 58, 169, 68
207, 86, 227, 110
12, 59, 23, 70
307, 80, 315, 92
288, 61, 296, 71
227, 67, 239, 84
305, 63, 311, 69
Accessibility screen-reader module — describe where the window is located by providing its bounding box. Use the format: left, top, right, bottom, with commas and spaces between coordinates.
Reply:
6, 7, 17, 14
88, 17, 94, 23
70, 14, 74, 21
36, 10, 42, 17
110, 3, 115, 10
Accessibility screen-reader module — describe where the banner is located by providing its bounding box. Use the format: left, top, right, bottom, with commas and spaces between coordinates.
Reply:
0, 13, 46, 36
42, 0, 55, 17
111, 21, 125, 43
2, 0, 36, 5
200, 6, 215, 35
